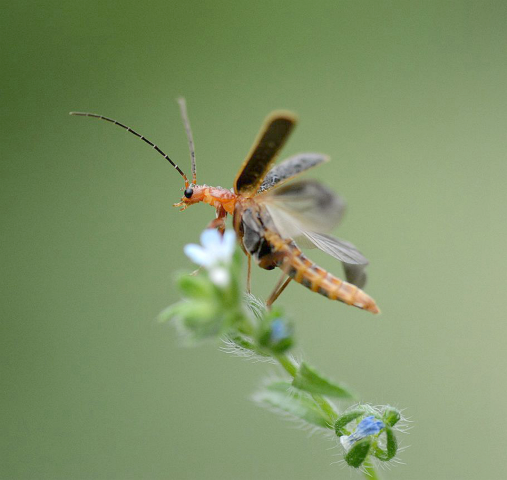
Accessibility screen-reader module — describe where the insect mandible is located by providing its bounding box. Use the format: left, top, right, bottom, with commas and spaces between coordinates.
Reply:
70, 99, 379, 314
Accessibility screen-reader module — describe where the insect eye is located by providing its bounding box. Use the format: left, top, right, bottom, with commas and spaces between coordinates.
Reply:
184, 188, 193, 199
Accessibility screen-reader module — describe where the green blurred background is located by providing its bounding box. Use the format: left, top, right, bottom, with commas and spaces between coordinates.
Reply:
1, 1, 506, 479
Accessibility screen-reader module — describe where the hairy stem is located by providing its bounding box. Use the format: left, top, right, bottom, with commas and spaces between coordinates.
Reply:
312, 393, 337, 422
277, 353, 380, 478
363, 459, 381, 480
275, 354, 298, 377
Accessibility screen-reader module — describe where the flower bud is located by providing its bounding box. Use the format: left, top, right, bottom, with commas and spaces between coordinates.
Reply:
336, 404, 408, 469
258, 317, 294, 354
382, 406, 401, 427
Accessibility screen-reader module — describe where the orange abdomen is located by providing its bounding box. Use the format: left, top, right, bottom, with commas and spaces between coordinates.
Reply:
264, 231, 380, 314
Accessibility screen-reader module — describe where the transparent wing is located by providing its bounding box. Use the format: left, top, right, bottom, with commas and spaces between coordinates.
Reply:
299, 231, 369, 287
257, 153, 329, 193
259, 180, 369, 287
234, 111, 297, 196
262, 179, 346, 234
300, 231, 368, 265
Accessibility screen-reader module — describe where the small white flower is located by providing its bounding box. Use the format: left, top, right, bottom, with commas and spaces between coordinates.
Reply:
184, 229, 236, 287
209, 266, 230, 288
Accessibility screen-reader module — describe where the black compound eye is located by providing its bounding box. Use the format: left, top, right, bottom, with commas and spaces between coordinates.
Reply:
184, 188, 193, 199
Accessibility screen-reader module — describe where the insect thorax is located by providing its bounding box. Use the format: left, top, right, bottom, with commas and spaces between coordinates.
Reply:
234, 201, 282, 270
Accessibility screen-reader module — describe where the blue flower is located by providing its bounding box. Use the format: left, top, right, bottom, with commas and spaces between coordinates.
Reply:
340, 415, 385, 451
270, 319, 290, 342
184, 230, 236, 287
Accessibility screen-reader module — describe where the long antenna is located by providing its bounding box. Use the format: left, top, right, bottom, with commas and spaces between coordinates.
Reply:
176, 98, 197, 185
69, 112, 190, 188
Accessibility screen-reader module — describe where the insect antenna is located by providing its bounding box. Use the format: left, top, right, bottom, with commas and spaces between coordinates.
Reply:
69, 111, 190, 188
177, 97, 197, 185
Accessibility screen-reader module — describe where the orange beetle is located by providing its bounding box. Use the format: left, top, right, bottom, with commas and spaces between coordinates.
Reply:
71, 100, 379, 314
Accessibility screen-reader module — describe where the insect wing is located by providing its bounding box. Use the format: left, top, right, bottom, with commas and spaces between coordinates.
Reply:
259, 180, 369, 287
299, 231, 369, 288
257, 153, 329, 193
299, 231, 368, 266
261, 179, 346, 234
234, 111, 297, 197
343, 263, 368, 289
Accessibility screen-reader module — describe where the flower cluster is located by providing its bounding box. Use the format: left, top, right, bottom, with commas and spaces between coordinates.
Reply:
160, 229, 408, 477
160, 229, 293, 353
335, 404, 409, 469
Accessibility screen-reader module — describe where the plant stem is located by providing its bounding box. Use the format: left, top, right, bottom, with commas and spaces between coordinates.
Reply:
312, 393, 337, 422
275, 354, 298, 377
362, 459, 381, 480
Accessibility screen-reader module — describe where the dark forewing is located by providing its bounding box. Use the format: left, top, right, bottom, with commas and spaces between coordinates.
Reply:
257, 153, 329, 193
234, 111, 297, 197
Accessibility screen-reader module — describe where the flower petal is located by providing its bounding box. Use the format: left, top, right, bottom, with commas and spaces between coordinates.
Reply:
340, 415, 385, 451
220, 231, 236, 260
355, 416, 384, 437
200, 229, 221, 249
183, 244, 211, 266
209, 267, 230, 287
340, 435, 353, 451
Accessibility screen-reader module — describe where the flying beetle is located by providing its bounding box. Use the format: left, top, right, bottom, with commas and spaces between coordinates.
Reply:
70, 100, 379, 314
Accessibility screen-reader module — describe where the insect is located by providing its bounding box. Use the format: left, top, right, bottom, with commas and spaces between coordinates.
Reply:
70, 100, 379, 314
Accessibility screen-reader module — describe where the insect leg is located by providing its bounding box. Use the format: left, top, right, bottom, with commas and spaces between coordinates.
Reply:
206, 217, 226, 233
246, 254, 252, 294
266, 273, 292, 308
207, 206, 227, 234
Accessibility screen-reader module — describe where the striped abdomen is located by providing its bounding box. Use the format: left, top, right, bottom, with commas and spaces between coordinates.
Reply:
264, 231, 380, 314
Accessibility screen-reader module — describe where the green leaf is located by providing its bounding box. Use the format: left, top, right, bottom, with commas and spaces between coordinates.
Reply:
253, 381, 330, 428
386, 427, 398, 459
160, 299, 225, 342
157, 302, 188, 323
226, 334, 260, 354
292, 362, 356, 399
334, 410, 364, 437
373, 426, 397, 462
177, 274, 214, 299
345, 437, 372, 468
176, 300, 216, 323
